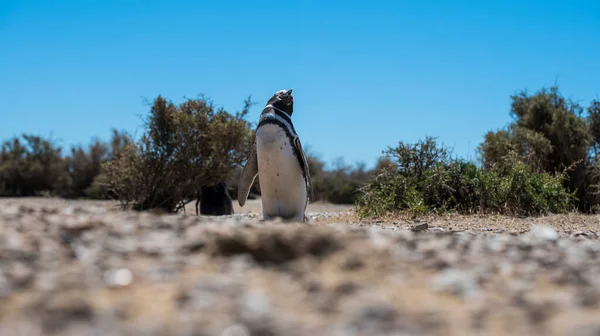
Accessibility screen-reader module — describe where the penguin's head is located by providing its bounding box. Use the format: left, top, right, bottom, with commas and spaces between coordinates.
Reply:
267, 88, 294, 116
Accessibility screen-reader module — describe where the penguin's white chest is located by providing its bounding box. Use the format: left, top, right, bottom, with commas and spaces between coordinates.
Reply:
255, 123, 307, 220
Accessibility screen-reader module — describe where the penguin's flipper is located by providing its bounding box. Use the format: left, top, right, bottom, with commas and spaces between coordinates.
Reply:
238, 143, 259, 207
294, 136, 314, 200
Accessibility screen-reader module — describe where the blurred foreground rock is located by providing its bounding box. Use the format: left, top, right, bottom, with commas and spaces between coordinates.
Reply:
1, 199, 600, 335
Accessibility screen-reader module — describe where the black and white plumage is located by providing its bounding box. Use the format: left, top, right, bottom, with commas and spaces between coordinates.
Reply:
237, 88, 313, 222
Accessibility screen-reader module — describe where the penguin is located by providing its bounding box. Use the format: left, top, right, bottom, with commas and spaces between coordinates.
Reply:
196, 182, 234, 216
237, 88, 313, 222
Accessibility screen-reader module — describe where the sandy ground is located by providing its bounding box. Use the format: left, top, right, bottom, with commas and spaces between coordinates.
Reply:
2, 197, 600, 335
185, 198, 355, 216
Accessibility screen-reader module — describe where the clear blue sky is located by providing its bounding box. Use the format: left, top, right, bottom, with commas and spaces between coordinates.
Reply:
1, 0, 599, 169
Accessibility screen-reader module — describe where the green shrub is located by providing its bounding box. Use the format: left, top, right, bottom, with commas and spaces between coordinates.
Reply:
356, 137, 575, 218
481, 152, 575, 215
479, 86, 595, 210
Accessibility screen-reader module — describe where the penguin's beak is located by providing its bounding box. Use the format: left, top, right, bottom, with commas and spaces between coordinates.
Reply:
287, 88, 293, 95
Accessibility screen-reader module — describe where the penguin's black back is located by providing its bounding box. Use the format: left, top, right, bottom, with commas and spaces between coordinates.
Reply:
197, 182, 234, 216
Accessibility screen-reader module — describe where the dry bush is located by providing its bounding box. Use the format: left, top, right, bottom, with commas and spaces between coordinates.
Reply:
102, 94, 254, 212
0, 134, 66, 197
58, 139, 109, 198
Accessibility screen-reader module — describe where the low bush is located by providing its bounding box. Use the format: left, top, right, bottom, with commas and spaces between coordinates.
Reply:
101, 94, 254, 212
0, 134, 66, 197
356, 137, 575, 218
0, 130, 131, 199
306, 154, 373, 205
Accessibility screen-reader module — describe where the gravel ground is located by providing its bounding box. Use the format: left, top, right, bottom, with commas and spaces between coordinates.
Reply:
2, 198, 600, 335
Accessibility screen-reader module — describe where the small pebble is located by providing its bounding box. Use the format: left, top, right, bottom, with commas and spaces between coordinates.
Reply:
104, 268, 133, 288
411, 222, 429, 232
430, 268, 480, 300
221, 324, 251, 336
527, 225, 559, 242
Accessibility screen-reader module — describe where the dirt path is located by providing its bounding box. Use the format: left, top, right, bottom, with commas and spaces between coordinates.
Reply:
1, 198, 600, 335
